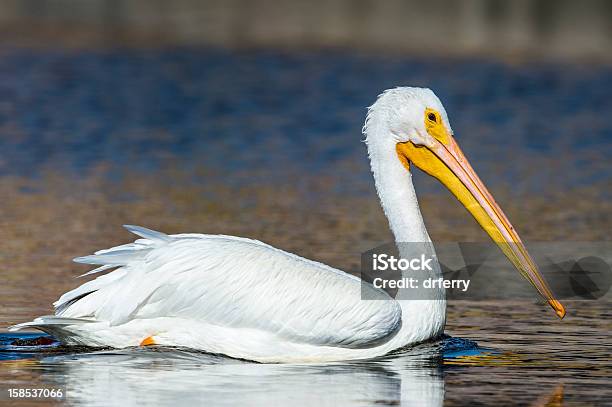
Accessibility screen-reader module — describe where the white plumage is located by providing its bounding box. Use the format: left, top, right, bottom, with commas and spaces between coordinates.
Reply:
15, 87, 547, 362
13, 223, 445, 362
62, 227, 401, 348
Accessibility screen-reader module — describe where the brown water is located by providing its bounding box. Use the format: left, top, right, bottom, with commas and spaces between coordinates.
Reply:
0, 171, 609, 406
0, 47, 610, 405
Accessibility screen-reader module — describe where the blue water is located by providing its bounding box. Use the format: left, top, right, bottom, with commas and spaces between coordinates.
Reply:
0, 332, 484, 361
0, 48, 610, 193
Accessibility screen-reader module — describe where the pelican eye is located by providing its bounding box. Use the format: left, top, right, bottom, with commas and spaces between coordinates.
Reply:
427, 112, 437, 122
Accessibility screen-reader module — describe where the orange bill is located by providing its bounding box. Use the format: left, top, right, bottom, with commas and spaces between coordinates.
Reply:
397, 135, 565, 319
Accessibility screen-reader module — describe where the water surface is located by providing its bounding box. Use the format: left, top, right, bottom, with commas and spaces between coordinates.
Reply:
0, 47, 610, 405
1, 300, 610, 406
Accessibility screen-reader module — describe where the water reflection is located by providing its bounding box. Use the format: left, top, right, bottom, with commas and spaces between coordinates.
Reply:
2, 313, 610, 406
46, 349, 443, 406
3, 334, 459, 406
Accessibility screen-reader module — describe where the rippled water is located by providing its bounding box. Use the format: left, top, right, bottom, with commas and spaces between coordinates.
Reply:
1, 299, 610, 406
0, 47, 610, 405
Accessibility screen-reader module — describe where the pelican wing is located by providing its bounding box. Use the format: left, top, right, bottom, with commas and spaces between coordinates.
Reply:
54, 226, 401, 349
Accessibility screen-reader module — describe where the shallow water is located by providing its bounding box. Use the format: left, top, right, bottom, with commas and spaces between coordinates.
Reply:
0, 47, 610, 405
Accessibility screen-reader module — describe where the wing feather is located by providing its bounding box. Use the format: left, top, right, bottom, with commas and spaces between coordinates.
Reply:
57, 227, 402, 348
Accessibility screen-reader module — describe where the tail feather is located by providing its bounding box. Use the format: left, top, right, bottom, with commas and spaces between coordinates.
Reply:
77, 264, 116, 278
123, 225, 171, 243
13, 225, 173, 335
74, 249, 147, 266
54, 268, 128, 314
73, 225, 170, 267
9, 316, 96, 332
55, 225, 171, 316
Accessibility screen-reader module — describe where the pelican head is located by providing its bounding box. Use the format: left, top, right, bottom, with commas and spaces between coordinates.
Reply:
365, 87, 565, 319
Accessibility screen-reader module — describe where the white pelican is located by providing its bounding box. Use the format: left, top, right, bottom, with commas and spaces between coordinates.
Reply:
11, 87, 565, 363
